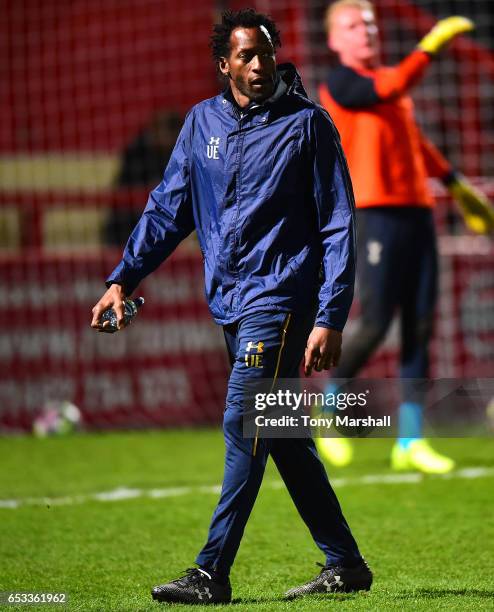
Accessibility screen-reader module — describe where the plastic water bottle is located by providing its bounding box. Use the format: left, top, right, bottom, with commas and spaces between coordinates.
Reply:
99, 297, 145, 333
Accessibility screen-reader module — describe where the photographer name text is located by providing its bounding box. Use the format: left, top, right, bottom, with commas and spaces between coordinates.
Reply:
254, 414, 391, 428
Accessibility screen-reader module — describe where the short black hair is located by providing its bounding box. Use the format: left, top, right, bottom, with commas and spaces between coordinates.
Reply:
210, 8, 281, 65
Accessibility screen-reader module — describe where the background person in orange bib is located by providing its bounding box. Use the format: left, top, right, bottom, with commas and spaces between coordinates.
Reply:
318, 0, 494, 473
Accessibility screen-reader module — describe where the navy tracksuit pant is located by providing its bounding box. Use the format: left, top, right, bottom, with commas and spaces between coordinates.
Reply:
195, 310, 362, 577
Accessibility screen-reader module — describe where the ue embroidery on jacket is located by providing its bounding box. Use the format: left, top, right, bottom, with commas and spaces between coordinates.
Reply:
207, 137, 220, 159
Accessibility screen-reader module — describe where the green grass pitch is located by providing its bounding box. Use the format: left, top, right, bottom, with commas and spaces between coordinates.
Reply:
0, 431, 493, 611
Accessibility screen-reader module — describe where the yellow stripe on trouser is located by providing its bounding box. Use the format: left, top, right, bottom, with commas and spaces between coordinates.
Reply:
252, 313, 292, 456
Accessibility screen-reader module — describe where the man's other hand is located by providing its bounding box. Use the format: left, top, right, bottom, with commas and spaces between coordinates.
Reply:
91, 283, 126, 331
304, 327, 342, 376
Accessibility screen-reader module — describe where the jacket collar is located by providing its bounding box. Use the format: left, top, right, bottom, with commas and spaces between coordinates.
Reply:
220, 62, 308, 121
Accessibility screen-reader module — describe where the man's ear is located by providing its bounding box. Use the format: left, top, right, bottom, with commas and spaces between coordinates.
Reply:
219, 57, 230, 77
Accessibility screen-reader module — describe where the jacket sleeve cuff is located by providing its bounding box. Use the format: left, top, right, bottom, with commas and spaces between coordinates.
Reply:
105, 262, 140, 296
105, 279, 129, 294
314, 317, 345, 333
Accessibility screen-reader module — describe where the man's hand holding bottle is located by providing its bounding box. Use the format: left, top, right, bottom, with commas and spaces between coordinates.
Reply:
91, 283, 144, 332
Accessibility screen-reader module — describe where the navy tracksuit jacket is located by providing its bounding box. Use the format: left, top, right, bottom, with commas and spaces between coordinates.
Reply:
107, 64, 362, 575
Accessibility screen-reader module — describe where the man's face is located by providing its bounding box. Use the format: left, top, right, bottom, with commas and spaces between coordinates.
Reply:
220, 27, 277, 105
329, 6, 379, 67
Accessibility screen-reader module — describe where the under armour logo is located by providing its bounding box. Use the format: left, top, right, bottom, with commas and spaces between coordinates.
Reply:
333, 575, 344, 588
323, 576, 343, 591
194, 586, 212, 600
246, 341, 264, 353
367, 240, 383, 265
207, 137, 220, 159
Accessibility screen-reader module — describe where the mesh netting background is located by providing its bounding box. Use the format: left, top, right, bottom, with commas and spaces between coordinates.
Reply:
1, 0, 493, 429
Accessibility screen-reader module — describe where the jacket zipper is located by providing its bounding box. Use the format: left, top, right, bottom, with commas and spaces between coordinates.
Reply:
229, 113, 245, 289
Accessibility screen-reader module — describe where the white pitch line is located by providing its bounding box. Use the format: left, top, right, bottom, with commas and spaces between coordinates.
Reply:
0, 466, 493, 510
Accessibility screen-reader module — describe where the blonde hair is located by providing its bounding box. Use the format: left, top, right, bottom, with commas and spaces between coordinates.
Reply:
324, 0, 375, 35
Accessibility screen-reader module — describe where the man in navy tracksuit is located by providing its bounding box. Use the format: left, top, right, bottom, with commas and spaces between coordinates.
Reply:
91, 8, 372, 604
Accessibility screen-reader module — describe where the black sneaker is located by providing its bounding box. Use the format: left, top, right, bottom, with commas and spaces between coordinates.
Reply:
284, 559, 372, 599
151, 568, 232, 604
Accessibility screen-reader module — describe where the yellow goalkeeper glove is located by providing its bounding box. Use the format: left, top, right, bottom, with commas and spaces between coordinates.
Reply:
417, 16, 474, 55
448, 176, 494, 235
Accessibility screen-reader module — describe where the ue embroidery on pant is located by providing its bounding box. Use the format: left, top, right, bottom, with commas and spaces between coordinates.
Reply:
367, 240, 383, 265
245, 341, 264, 368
